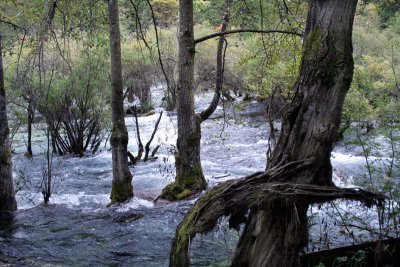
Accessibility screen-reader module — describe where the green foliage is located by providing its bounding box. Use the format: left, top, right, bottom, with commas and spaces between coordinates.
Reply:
362, 0, 400, 28
345, 3, 400, 123
238, 33, 301, 100
152, 0, 178, 27
4, 36, 112, 155
341, 8, 400, 233
332, 250, 366, 267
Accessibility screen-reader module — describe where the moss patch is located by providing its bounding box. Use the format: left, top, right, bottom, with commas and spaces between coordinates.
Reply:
303, 27, 345, 87
110, 179, 133, 204
110, 125, 129, 147
0, 148, 11, 165
161, 182, 184, 201
176, 189, 192, 200
161, 182, 199, 201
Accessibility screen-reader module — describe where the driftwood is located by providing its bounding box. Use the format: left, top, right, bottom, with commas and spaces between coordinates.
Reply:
170, 159, 384, 266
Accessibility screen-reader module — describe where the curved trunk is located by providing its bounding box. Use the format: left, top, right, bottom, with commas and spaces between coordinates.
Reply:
173, 0, 206, 197
108, 0, 133, 203
199, 0, 232, 122
0, 34, 17, 212
232, 1, 357, 266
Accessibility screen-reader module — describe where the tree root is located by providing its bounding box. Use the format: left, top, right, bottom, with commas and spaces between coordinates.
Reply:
169, 159, 385, 266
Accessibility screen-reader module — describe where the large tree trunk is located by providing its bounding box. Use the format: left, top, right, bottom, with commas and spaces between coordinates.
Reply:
162, 0, 206, 201
0, 34, 17, 212
231, 1, 358, 266
108, 0, 133, 204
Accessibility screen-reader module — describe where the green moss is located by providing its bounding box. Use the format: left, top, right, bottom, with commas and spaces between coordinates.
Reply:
161, 182, 184, 201
182, 163, 203, 188
303, 28, 342, 87
176, 189, 192, 200
171, 183, 229, 264
110, 179, 133, 204
0, 148, 11, 164
110, 125, 129, 146
161, 177, 204, 201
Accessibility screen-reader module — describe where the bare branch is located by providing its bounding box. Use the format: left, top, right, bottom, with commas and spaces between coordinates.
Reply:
195, 29, 303, 44
144, 111, 163, 161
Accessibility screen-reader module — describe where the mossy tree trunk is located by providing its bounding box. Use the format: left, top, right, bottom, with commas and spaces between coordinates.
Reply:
108, 0, 133, 204
231, 1, 358, 266
162, 0, 206, 201
0, 34, 17, 212
162, 0, 233, 201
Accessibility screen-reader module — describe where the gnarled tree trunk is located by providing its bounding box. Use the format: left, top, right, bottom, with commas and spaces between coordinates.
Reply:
231, 1, 358, 266
0, 34, 17, 212
108, 0, 133, 204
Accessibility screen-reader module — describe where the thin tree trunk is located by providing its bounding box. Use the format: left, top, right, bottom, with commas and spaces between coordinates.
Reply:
144, 111, 162, 161
163, 0, 234, 201
0, 34, 17, 212
163, 0, 206, 200
199, 0, 232, 122
232, 1, 357, 266
108, 0, 133, 204
25, 100, 33, 157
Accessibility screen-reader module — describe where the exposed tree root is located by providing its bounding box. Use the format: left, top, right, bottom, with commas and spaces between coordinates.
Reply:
169, 159, 385, 266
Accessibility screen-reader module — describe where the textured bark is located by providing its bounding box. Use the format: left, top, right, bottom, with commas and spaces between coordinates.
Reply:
171, 0, 206, 197
168, 163, 382, 266
108, 0, 133, 203
0, 34, 17, 212
231, 1, 358, 266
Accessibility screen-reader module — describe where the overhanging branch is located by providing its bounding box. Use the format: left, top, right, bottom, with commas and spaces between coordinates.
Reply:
195, 29, 303, 44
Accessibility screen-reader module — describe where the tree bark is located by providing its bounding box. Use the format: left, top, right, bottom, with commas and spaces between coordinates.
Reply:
25, 100, 34, 158
231, 1, 358, 266
108, 0, 133, 203
0, 34, 17, 212
163, 0, 206, 200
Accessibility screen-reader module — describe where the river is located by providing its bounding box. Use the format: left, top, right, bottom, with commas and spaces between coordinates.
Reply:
0, 92, 390, 266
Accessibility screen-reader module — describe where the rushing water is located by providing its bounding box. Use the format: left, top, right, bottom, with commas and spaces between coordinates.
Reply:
0, 92, 387, 266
